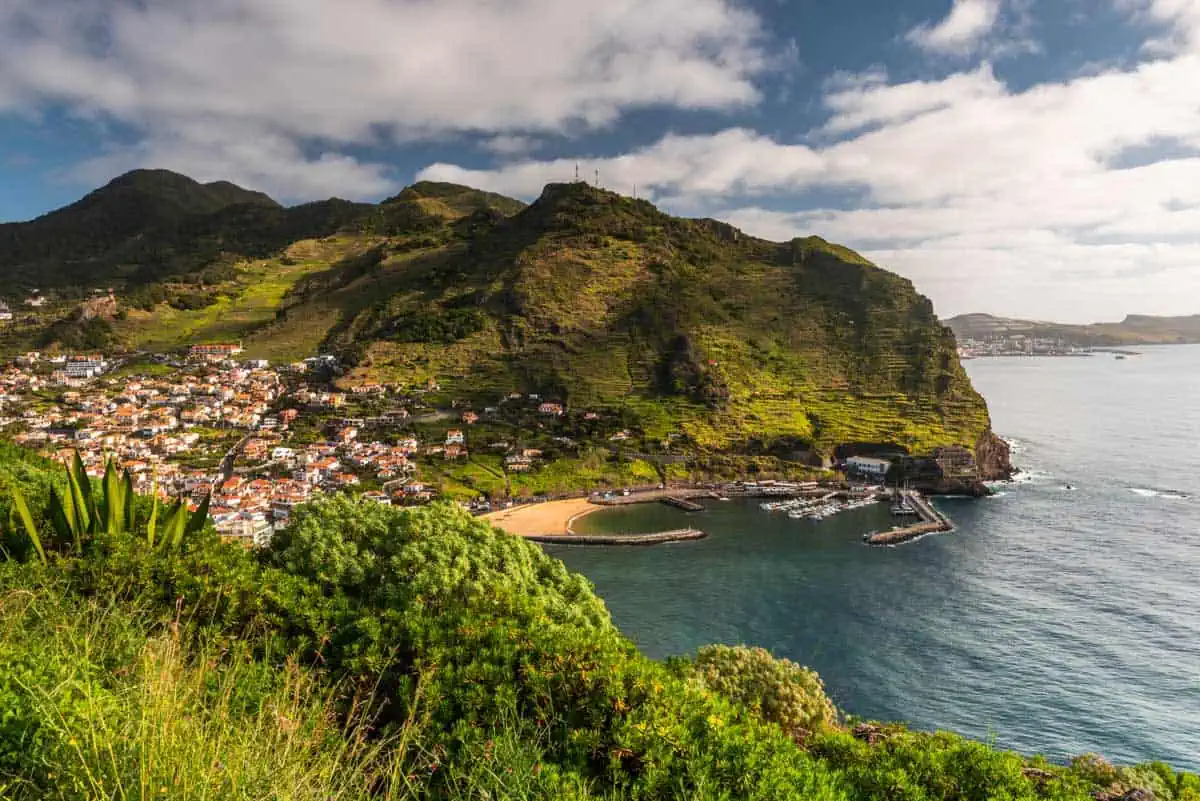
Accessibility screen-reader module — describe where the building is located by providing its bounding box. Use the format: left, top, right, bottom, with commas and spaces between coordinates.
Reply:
845, 456, 892, 479
538, 402, 565, 416
214, 515, 274, 548
189, 343, 244, 360
65, 356, 107, 379
445, 429, 465, 445
0, 301, 12, 322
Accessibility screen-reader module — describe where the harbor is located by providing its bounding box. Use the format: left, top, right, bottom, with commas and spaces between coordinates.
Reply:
864, 489, 954, 545
485, 480, 953, 548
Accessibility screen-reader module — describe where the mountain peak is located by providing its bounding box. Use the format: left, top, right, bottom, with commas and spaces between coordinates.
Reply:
94, 169, 279, 214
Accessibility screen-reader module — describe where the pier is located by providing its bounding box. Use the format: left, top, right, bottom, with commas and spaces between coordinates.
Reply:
592, 488, 716, 506
526, 528, 707, 546
660, 496, 706, 511
866, 490, 954, 546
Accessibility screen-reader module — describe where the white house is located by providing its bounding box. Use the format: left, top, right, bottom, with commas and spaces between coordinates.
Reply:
845, 456, 892, 479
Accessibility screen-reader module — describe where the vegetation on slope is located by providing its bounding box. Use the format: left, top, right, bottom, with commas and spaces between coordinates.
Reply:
5, 170, 1000, 471
333, 182, 993, 460
0, 445, 1194, 799
0, 170, 376, 293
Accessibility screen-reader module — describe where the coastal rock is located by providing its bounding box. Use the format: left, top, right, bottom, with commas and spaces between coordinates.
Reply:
895, 430, 1013, 496
975, 429, 1014, 482
851, 723, 886, 745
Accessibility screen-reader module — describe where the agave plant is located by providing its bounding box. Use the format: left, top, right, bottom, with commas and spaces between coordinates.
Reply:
7, 451, 210, 563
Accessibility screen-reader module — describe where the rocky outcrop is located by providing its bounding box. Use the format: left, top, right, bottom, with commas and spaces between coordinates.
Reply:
895, 429, 1014, 496
975, 429, 1014, 482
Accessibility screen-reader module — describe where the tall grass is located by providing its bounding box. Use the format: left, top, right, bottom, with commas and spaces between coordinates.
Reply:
0, 588, 410, 801
0, 581, 614, 800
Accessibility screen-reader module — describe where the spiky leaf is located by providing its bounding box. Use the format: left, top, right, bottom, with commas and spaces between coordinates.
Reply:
122, 470, 135, 532
9, 486, 46, 563
65, 462, 91, 536
47, 486, 74, 546
185, 493, 211, 539
146, 482, 159, 548
103, 459, 124, 534
71, 451, 98, 528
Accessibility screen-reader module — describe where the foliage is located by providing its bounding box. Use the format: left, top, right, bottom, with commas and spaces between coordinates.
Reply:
5, 452, 209, 562
0, 448, 1194, 800
680, 645, 839, 739
389, 307, 488, 343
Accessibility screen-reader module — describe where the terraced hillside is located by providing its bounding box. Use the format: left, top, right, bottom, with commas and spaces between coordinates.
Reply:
323, 182, 1002, 466
3, 173, 1007, 473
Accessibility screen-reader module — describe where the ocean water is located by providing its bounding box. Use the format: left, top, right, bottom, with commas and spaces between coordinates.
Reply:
549, 346, 1200, 770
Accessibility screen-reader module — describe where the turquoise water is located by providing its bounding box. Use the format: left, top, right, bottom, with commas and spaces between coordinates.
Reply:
549, 346, 1200, 770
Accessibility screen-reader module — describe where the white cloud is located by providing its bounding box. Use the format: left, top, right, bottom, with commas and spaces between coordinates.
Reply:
906, 0, 1004, 56
0, 0, 766, 201
423, 28, 1200, 320
481, 136, 542, 157
68, 124, 398, 202
419, 128, 825, 200
1125, 0, 1200, 52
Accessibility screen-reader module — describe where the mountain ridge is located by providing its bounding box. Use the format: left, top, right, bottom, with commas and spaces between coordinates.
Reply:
947, 312, 1200, 345
2, 171, 1009, 483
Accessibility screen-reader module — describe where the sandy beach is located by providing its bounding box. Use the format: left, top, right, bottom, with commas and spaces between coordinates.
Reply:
481, 498, 600, 536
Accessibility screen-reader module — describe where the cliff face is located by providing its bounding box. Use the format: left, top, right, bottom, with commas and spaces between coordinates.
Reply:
895, 432, 1013, 496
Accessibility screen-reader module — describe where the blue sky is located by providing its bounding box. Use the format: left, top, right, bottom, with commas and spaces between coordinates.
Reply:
2, 0, 1199, 321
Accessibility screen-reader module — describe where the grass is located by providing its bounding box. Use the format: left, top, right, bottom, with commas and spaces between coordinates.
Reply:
0, 586, 399, 801
113, 235, 380, 358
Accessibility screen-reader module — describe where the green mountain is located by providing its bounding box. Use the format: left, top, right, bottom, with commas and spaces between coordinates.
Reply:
3, 173, 1009, 482
947, 312, 1200, 345
315, 182, 1007, 480
0, 169, 372, 292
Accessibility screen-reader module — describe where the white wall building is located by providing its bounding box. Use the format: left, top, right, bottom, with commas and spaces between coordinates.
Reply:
845, 456, 892, 479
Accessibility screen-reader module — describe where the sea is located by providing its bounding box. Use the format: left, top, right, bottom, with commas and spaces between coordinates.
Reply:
548, 345, 1200, 771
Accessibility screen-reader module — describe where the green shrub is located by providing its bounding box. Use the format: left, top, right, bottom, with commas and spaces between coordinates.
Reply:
683, 645, 839, 738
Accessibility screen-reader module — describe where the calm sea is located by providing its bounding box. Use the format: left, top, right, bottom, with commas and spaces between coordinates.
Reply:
549, 345, 1200, 770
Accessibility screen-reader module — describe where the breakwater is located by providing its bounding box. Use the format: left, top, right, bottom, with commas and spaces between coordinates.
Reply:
865, 490, 953, 545
591, 488, 717, 506
526, 528, 707, 546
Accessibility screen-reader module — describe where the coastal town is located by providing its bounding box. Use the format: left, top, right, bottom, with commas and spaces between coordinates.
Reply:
0, 341, 960, 549
0, 343, 595, 546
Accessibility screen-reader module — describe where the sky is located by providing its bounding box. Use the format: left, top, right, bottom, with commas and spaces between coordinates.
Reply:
1, 0, 1200, 322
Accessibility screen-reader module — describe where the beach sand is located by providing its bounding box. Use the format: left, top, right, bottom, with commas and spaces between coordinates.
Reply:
481, 498, 600, 537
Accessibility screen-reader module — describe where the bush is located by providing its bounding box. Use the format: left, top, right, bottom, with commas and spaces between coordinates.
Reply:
0, 452, 1197, 801
683, 645, 838, 738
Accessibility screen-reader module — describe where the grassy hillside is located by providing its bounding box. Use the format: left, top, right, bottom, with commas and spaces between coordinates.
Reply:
0, 446, 1195, 799
0, 169, 373, 293
5, 173, 1002, 471
330, 183, 994, 459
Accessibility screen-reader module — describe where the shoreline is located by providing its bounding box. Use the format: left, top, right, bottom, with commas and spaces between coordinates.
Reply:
482, 497, 603, 537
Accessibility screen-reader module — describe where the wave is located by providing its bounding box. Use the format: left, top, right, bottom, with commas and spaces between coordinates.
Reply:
1008, 469, 1052, 485
1128, 487, 1191, 500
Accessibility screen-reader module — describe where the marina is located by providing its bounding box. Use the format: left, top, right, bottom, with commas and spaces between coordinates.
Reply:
760, 488, 886, 523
